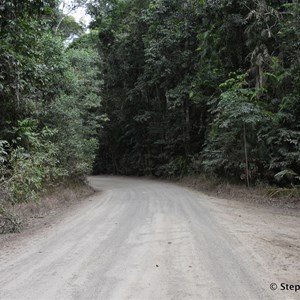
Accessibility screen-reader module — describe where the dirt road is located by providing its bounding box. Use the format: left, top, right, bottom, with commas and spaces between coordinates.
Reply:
0, 176, 299, 299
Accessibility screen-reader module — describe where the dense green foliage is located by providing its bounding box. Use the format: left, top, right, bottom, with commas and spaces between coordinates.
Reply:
0, 0, 101, 207
1, 0, 300, 216
90, 0, 300, 187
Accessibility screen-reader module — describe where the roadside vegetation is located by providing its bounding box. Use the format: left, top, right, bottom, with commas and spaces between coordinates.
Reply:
0, 0, 299, 232
0, 0, 102, 231
91, 0, 300, 195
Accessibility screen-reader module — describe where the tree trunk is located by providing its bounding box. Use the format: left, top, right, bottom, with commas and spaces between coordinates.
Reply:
243, 122, 250, 188
183, 97, 191, 156
255, 63, 263, 90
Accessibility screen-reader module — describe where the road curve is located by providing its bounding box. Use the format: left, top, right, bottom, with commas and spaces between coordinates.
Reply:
0, 176, 293, 299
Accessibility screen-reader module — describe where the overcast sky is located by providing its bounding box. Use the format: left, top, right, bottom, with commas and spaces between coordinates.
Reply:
61, 0, 92, 26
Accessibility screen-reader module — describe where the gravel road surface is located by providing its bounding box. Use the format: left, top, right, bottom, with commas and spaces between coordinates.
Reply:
0, 176, 299, 300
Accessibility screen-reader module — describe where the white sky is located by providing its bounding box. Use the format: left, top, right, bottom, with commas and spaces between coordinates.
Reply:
60, 0, 92, 26
72, 6, 92, 26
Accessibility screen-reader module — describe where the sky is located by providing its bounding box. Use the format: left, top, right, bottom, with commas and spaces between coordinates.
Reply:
71, 6, 92, 26
61, 0, 92, 27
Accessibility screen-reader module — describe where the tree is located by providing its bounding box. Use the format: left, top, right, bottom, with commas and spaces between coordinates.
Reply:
203, 73, 270, 186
